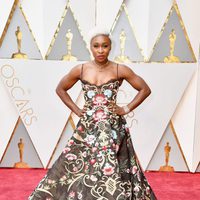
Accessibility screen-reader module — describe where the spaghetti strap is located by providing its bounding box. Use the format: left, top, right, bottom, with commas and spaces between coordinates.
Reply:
80, 64, 84, 81
117, 63, 119, 80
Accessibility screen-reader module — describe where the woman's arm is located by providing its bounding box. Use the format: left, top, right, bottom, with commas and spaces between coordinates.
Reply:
115, 65, 151, 115
55, 64, 84, 117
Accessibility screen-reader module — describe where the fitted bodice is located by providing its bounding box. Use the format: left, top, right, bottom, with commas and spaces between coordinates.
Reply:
78, 79, 121, 128
81, 79, 120, 109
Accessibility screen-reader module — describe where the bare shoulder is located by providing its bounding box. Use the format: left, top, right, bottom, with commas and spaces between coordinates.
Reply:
117, 64, 137, 79
67, 63, 85, 79
69, 63, 82, 73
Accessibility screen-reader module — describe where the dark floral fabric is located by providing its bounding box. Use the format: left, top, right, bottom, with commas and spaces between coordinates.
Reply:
28, 79, 157, 200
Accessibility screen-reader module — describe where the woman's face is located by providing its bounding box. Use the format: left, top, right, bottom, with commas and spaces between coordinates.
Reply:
90, 35, 111, 63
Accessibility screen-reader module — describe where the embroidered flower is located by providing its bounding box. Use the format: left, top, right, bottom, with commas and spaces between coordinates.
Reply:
111, 129, 117, 139
104, 89, 112, 98
84, 135, 96, 145
87, 90, 95, 98
65, 153, 77, 161
146, 186, 150, 194
60, 175, 67, 182
47, 179, 55, 184
134, 185, 140, 193
136, 170, 141, 181
90, 175, 98, 182
107, 149, 114, 155
125, 192, 131, 197
73, 167, 78, 172
82, 151, 87, 157
77, 125, 83, 132
86, 109, 95, 116
90, 159, 96, 165
92, 147, 97, 152
132, 166, 138, 174
102, 163, 114, 175
93, 109, 107, 121
62, 147, 71, 154
68, 139, 74, 146
84, 165, 89, 170
69, 191, 75, 198
93, 94, 107, 105
95, 142, 99, 147
102, 146, 107, 151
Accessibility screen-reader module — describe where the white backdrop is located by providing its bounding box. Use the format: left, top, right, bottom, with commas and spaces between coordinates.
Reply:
0, 0, 200, 172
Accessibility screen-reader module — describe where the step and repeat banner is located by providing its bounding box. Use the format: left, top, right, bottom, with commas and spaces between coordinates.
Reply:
0, 0, 200, 172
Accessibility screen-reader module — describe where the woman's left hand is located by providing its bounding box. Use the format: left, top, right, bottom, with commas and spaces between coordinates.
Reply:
111, 105, 126, 116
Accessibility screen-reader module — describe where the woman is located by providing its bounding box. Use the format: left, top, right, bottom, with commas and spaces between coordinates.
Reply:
28, 28, 157, 199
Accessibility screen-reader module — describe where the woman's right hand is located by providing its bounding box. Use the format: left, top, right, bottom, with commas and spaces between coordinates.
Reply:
76, 107, 87, 117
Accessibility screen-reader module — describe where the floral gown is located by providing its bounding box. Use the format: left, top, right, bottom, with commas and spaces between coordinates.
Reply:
28, 77, 157, 200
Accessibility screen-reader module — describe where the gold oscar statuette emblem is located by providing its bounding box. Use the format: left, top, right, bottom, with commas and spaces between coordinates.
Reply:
14, 138, 30, 168
159, 142, 174, 172
114, 29, 131, 63
11, 26, 28, 59
164, 29, 180, 63
62, 29, 77, 61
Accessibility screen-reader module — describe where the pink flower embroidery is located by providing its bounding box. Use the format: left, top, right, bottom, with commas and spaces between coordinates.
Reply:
84, 135, 96, 145
69, 191, 75, 198
146, 186, 150, 194
65, 153, 77, 161
90, 175, 98, 182
132, 166, 138, 174
77, 125, 83, 132
93, 109, 107, 121
92, 147, 97, 152
62, 147, 71, 154
102, 146, 107, 151
47, 179, 55, 184
95, 142, 99, 147
102, 163, 114, 175
60, 175, 67, 181
68, 139, 74, 146
137, 170, 141, 181
134, 186, 140, 193
73, 167, 78, 172
82, 151, 87, 157
90, 159, 96, 165
93, 94, 107, 105
84, 165, 89, 170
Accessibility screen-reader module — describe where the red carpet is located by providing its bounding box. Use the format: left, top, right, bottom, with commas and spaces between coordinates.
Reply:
0, 169, 200, 200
